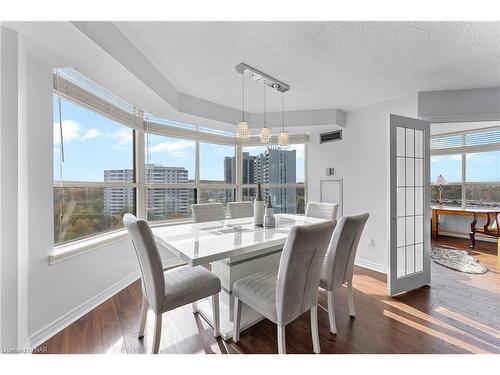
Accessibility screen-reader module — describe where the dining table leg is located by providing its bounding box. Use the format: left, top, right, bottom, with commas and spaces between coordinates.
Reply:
469, 213, 477, 249
431, 209, 438, 239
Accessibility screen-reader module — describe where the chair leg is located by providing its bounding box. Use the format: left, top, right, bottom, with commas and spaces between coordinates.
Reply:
327, 290, 337, 334
211, 293, 220, 338
310, 305, 321, 354
151, 314, 162, 354
347, 281, 356, 318
233, 297, 242, 342
277, 325, 286, 354
138, 295, 148, 339
192, 301, 198, 313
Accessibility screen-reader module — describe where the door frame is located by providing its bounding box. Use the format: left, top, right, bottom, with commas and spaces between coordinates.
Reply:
388, 114, 431, 296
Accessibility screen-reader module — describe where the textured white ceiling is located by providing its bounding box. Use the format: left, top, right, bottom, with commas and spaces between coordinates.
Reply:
116, 22, 500, 112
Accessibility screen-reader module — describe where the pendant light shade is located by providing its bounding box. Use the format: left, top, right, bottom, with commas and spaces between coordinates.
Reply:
237, 71, 249, 139
278, 131, 289, 146
238, 121, 249, 139
260, 82, 271, 144
260, 126, 271, 143
278, 92, 289, 147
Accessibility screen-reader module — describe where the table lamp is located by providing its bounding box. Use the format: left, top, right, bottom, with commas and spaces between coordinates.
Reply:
435, 174, 448, 206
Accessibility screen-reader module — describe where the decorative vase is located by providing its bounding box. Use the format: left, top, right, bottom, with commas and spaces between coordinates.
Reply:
254, 183, 265, 227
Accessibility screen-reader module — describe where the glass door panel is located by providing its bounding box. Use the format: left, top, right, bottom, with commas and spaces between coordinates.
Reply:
389, 115, 431, 296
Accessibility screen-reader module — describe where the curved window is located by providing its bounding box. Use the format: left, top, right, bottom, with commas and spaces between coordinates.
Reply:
53, 95, 136, 245
52, 69, 308, 246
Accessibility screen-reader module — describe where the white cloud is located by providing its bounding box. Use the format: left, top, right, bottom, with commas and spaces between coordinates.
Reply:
81, 128, 101, 140
112, 128, 133, 147
150, 139, 194, 157
53, 120, 80, 145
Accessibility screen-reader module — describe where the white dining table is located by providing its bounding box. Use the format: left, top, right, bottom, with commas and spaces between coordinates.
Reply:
152, 213, 326, 340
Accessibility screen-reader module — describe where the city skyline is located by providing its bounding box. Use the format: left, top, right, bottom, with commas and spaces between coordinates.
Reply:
103, 148, 301, 220
224, 149, 298, 213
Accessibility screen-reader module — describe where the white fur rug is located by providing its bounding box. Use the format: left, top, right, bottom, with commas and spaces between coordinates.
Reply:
431, 247, 488, 274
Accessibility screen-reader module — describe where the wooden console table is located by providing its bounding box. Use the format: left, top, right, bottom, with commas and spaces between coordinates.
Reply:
431, 207, 500, 248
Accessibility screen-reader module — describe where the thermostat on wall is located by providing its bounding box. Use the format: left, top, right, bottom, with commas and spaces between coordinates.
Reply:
325, 168, 335, 176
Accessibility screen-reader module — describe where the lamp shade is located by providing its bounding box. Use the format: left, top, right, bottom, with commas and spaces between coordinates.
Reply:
435, 174, 448, 185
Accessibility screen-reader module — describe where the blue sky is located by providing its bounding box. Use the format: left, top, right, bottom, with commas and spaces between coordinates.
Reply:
54, 97, 305, 182
431, 151, 500, 183
53, 98, 134, 181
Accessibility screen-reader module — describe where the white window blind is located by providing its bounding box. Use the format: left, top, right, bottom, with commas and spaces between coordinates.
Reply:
431, 126, 500, 153
56, 68, 136, 114
430, 134, 463, 150
465, 129, 500, 147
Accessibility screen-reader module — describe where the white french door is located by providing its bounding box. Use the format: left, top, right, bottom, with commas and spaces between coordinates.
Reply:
389, 114, 431, 296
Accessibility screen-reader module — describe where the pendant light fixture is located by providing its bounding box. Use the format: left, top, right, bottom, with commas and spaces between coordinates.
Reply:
278, 92, 289, 147
237, 70, 249, 139
235, 63, 291, 144
259, 82, 271, 143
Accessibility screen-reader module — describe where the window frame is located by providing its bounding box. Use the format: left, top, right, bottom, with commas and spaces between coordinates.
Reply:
52, 71, 308, 245
431, 126, 500, 209
53, 93, 138, 246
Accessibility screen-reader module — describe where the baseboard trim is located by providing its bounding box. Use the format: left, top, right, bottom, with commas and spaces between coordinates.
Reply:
29, 257, 185, 350
437, 231, 497, 243
29, 270, 140, 350
355, 258, 387, 274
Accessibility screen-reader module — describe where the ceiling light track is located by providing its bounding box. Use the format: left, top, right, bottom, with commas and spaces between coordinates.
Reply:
235, 63, 290, 93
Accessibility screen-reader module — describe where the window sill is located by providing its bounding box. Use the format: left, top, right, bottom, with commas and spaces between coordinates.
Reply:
49, 230, 129, 265
49, 218, 196, 265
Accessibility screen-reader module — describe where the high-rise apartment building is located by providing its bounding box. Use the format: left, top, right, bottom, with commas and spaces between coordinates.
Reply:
103, 169, 135, 215
255, 148, 297, 214
224, 152, 257, 201
224, 152, 257, 184
223, 148, 297, 213
104, 164, 190, 219
145, 165, 189, 220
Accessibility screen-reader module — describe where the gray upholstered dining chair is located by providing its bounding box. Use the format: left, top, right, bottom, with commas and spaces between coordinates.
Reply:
192, 203, 226, 223
123, 214, 221, 354
227, 201, 254, 219
190, 203, 226, 312
319, 213, 369, 334
232, 220, 337, 354
306, 202, 339, 220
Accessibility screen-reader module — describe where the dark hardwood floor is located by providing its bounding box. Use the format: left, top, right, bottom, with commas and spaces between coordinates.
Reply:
36, 236, 500, 354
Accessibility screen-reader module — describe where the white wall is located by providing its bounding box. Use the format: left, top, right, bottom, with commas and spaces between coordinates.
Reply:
306, 94, 419, 274
419, 88, 500, 123
0, 25, 22, 350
